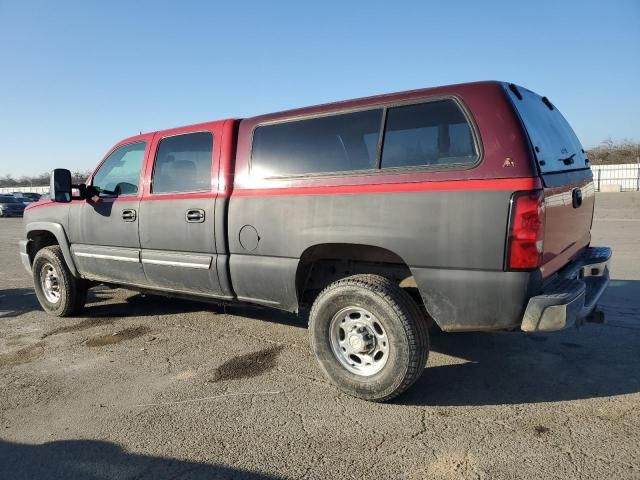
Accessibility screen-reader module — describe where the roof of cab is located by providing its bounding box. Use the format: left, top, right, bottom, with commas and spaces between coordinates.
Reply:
114, 118, 239, 146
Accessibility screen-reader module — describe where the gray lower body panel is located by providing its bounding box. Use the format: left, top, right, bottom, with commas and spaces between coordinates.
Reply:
230, 254, 298, 310
140, 249, 223, 296
19, 240, 31, 274
411, 267, 532, 331
71, 244, 146, 284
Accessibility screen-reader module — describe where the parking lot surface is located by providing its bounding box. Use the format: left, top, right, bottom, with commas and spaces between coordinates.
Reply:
1, 193, 639, 479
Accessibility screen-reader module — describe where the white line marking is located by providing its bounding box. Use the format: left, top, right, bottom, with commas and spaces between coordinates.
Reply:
593, 218, 640, 222
134, 390, 282, 407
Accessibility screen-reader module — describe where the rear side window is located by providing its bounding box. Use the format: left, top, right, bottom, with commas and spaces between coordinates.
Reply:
251, 109, 383, 177
506, 84, 587, 174
381, 100, 478, 169
92, 142, 146, 197
152, 132, 214, 194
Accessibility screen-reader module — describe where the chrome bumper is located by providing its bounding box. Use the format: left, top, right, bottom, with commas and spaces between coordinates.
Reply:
521, 247, 612, 332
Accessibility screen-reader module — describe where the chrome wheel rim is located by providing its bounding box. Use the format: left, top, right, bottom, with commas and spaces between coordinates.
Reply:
329, 306, 389, 376
40, 262, 61, 304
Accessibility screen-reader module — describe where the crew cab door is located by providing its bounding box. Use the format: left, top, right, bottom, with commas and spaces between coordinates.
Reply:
68, 137, 152, 284
137, 124, 227, 297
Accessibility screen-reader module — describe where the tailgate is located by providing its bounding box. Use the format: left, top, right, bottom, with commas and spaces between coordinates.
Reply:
541, 175, 594, 278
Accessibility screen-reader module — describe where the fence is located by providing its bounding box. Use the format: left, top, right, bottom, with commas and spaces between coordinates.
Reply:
0, 185, 50, 194
591, 163, 640, 192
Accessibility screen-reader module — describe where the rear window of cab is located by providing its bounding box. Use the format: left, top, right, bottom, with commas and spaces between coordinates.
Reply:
251, 98, 479, 178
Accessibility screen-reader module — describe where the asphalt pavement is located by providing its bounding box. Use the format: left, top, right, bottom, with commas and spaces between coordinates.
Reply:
0, 193, 639, 479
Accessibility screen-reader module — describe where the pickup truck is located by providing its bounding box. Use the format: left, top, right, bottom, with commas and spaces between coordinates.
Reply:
20, 81, 611, 402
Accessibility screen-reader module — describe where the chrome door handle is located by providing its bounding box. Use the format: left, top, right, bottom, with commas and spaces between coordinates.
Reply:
122, 209, 137, 222
185, 209, 205, 223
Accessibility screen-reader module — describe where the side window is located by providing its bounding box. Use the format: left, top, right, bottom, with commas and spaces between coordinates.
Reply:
152, 132, 213, 194
251, 109, 383, 177
381, 100, 478, 169
92, 142, 146, 197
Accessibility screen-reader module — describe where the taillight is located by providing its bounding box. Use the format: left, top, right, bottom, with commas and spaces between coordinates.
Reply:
506, 190, 545, 270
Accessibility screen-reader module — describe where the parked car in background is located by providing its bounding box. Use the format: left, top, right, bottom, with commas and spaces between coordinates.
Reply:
19, 81, 611, 402
23, 192, 42, 202
12, 192, 42, 205
13, 193, 33, 205
0, 195, 26, 217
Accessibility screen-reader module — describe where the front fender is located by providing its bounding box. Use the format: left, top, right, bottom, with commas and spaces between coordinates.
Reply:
24, 221, 79, 277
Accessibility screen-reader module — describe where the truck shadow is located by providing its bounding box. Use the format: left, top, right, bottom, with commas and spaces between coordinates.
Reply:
0, 285, 303, 330
400, 279, 640, 406
0, 438, 279, 480
80, 289, 304, 329
0, 288, 40, 319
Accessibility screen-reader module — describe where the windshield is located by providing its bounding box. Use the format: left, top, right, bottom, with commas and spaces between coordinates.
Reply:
505, 83, 588, 174
0, 196, 20, 203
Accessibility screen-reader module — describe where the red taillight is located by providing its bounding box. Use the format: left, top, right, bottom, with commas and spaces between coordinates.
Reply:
507, 190, 545, 270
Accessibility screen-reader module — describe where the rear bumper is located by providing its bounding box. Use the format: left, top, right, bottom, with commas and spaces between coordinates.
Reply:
521, 247, 611, 332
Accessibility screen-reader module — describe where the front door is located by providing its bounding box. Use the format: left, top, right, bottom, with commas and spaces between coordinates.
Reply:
70, 139, 149, 285
138, 128, 225, 297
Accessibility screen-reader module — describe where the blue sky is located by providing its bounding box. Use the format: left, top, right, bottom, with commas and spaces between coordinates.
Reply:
1, 0, 638, 177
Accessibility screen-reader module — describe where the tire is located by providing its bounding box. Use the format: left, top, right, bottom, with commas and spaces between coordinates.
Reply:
32, 246, 88, 317
309, 274, 429, 402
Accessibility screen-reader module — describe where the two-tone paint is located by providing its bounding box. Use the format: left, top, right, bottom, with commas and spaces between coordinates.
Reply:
22, 81, 596, 332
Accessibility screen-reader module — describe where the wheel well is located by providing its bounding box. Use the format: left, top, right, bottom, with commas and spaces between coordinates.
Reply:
27, 230, 58, 263
295, 243, 418, 309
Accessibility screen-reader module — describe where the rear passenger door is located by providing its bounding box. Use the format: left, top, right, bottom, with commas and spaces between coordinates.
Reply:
138, 127, 226, 297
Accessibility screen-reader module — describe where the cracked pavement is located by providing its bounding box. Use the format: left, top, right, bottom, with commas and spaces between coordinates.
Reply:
0, 193, 639, 479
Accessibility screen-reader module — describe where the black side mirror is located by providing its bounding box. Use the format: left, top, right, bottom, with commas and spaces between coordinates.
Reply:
50, 169, 72, 203
85, 184, 99, 198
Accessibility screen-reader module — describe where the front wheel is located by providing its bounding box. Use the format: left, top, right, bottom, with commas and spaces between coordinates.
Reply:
308, 274, 429, 402
32, 246, 88, 317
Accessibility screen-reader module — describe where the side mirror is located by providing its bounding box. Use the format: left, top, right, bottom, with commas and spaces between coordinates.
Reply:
85, 184, 99, 198
50, 169, 72, 203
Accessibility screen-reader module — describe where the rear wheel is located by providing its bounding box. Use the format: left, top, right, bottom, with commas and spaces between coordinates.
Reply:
32, 246, 88, 317
309, 274, 429, 402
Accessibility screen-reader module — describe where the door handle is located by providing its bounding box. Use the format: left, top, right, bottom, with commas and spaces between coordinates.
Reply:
122, 209, 137, 222
572, 188, 583, 208
185, 209, 205, 223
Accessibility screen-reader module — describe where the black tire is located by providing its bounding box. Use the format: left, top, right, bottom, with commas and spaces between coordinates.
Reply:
309, 274, 429, 402
32, 246, 88, 317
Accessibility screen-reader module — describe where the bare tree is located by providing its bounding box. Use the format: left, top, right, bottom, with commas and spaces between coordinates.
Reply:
587, 139, 640, 166
0, 170, 92, 188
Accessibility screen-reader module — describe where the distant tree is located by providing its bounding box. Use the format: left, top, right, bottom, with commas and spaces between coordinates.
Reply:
72, 170, 92, 184
587, 139, 640, 166
0, 170, 92, 188
0, 174, 18, 188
